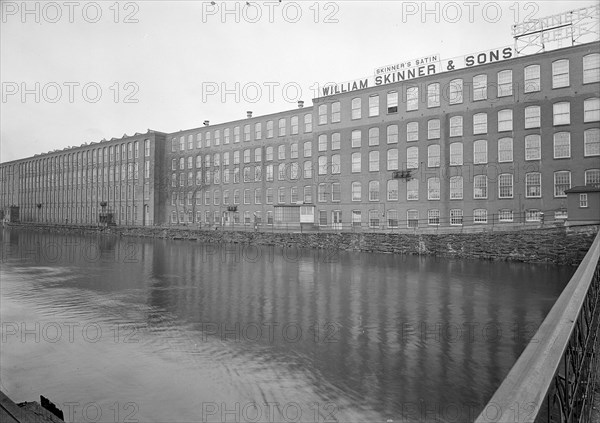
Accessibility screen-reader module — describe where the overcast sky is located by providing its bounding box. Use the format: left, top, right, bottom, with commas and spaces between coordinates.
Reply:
1, 0, 598, 163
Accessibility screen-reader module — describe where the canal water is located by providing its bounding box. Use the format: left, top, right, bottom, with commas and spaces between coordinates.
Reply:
0, 228, 574, 422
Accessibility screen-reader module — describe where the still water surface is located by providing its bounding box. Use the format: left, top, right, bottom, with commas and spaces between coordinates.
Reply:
0, 229, 574, 422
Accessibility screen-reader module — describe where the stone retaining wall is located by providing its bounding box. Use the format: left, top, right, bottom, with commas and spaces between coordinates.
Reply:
5, 223, 598, 266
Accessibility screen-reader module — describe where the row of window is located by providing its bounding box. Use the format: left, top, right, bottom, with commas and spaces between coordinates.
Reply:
170, 169, 600, 207
7, 140, 152, 179
171, 114, 313, 152
170, 208, 561, 227
317, 54, 600, 123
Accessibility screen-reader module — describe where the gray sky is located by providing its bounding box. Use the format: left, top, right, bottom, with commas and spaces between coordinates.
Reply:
1, 0, 597, 163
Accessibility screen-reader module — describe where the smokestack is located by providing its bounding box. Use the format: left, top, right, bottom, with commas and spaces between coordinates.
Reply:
203, 120, 209, 126
298, 100, 304, 108
247, 111, 253, 118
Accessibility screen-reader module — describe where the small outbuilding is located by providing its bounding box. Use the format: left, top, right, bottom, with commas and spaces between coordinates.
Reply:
564, 186, 600, 226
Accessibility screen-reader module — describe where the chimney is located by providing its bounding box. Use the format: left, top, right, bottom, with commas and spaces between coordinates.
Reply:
247, 111, 253, 118
298, 100, 304, 108
203, 120, 209, 126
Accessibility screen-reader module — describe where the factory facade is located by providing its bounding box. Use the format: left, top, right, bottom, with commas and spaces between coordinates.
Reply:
1, 41, 599, 230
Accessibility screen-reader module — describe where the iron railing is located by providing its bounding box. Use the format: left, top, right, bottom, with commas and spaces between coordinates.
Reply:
475, 231, 600, 423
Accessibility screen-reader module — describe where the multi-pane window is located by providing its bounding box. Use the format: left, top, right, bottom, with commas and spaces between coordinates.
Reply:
352, 130, 362, 148
243, 149, 251, 164
387, 149, 398, 170
450, 176, 463, 200
304, 141, 312, 158
279, 145, 286, 160
428, 144, 440, 167
449, 79, 463, 104
304, 114, 312, 133
498, 109, 513, 132
303, 186, 312, 203
387, 91, 398, 113
554, 171, 571, 197
407, 86, 419, 111
498, 174, 513, 198
244, 125, 250, 142
318, 156, 327, 175
369, 210, 380, 228
291, 116, 298, 135
407, 178, 419, 200
427, 83, 440, 108
407, 210, 419, 228
331, 102, 341, 123
498, 138, 513, 162
497, 70, 512, 97
525, 209, 541, 222
369, 95, 379, 117
205, 131, 211, 147
266, 188, 273, 204
428, 177, 440, 200
233, 126, 240, 143
583, 53, 600, 84
474, 175, 487, 199
222, 128, 229, 145
449, 116, 463, 137
351, 152, 361, 173
352, 182, 361, 201
331, 183, 341, 202
525, 135, 541, 160
318, 134, 327, 152
473, 74, 487, 101
449, 142, 463, 165
387, 210, 399, 228
554, 132, 571, 159
290, 187, 298, 203
233, 151, 240, 165
387, 125, 399, 144
499, 210, 513, 222
331, 154, 341, 174
291, 142, 299, 158
278, 118, 286, 136
552, 59, 569, 88
428, 119, 440, 139
525, 106, 541, 128
266, 146, 273, 161
255, 122, 262, 140
369, 181, 379, 201
407, 122, 418, 142
584, 98, 600, 122
526, 172, 541, 198
369, 151, 380, 171
428, 209, 440, 226
331, 133, 341, 150
473, 113, 487, 134
255, 148, 262, 162
179, 136, 185, 151
195, 134, 201, 149
524, 65, 541, 92
580, 194, 588, 208
473, 209, 487, 224
406, 147, 419, 169
318, 105, 327, 125
369, 128, 379, 146
387, 179, 399, 201
585, 169, 600, 186
279, 187, 286, 203
266, 120, 274, 138
303, 161, 312, 179
450, 209, 463, 226
351, 98, 361, 120
585, 129, 600, 156
352, 210, 362, 227
553, 102, 570, 125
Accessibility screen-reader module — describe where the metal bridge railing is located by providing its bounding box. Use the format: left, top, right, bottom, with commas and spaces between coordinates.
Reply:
475, 231, 600, 423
